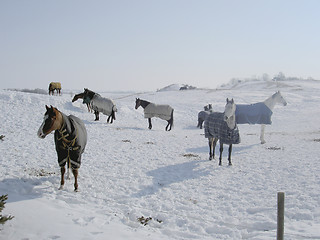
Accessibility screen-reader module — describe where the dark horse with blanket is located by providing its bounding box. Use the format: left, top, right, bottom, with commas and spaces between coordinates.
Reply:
37, 105, 87, 191
135, 98, 174, 131
204, 98, 240, 166
72, 88, 117, 123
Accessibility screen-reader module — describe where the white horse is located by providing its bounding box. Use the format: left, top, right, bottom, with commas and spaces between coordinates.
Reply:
235, 91, 287, 144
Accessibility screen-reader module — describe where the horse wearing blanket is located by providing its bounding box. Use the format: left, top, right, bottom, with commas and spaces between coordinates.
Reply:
204, 98, 240, 166
37, 105, 87, 191
135, 98, 174, 131
197, 104, 213, 129
48, 82, 61, 95
72, 88, 117, 123
235, 91, 287, 144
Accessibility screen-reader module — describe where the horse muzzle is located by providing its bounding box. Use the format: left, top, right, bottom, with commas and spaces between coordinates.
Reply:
37, 129, 47, 139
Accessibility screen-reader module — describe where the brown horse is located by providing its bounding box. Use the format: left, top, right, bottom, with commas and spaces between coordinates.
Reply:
37, 105, 87, 191
48, 82, 62, 95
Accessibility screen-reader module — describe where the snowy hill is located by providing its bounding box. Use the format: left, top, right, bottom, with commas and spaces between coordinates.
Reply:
0, 79, 320, 239
217, 73, 319, 91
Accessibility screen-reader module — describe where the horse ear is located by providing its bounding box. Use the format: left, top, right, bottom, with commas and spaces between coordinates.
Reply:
45, 105, 50, 110
231, 98, 234, 103
226, 98, 229, 103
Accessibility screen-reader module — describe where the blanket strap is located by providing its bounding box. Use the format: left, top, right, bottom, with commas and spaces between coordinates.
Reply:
57, 126, 80, 169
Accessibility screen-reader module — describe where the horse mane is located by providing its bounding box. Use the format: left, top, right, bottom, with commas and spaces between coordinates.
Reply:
84, 88, 96, 99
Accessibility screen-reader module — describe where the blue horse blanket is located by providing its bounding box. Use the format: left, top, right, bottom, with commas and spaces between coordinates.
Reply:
204, 112, 240, 145
235, 102, 273, 125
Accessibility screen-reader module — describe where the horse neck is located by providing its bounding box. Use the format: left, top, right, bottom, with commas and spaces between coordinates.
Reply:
54, 111, 64, 131
72, 93, 84, 102
84, 89, 96, 99
140, 100, 150, 109
225, 114, 236, 129
263, 94, 279, 110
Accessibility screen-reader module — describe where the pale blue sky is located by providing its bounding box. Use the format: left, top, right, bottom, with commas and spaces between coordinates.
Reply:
1, 0, 320, 91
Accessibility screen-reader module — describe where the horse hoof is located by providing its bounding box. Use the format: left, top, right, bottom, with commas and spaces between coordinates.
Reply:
74, 188, 79, 192
58, 185, 64, 190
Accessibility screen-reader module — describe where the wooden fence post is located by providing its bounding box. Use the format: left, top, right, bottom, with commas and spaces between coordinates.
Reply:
277, 192, 285, 240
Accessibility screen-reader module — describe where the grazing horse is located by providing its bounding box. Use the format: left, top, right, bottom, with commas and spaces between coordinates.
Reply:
204, 98, 240, 165
37, 105, 87, 191
235, 91, 287, 144
135, 98, 174, 131
72, 92, 92, 112
72, 88, 117, 123
197, 104, 213, 129
48, 82, 62, 95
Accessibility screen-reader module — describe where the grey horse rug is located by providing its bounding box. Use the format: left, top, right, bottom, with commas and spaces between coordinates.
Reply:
235, 102, 273, 125
91, 94, 117, 116
144, 103, 173, 121
54, 113, 87, 170
204, 112, 240, 145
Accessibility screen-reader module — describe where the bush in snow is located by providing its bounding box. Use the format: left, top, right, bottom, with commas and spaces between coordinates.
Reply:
0, 194, 14, 227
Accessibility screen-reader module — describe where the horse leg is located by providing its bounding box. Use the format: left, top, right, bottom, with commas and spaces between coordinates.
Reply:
166, 120, 172, 131
107, 114, 111, 123
108, 110, 115, 124
209, 138, 218, 160
148, 118, 152, 129
59, 166, 66, 190
72, 169, 79, 192
94, 111, 99, 121
208, 138, 212, 160
228, 144, 233, 166
260, 124, 266, 144
219, 141, 223, 166
208, 138, 213, 160
111, 109, 116, 123
166, 114, 173, 131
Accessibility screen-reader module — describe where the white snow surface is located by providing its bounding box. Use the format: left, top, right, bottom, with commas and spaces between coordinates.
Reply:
1, 79, 320, 240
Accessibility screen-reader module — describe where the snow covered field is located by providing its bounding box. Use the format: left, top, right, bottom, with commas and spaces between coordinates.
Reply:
0, 79, 320, 239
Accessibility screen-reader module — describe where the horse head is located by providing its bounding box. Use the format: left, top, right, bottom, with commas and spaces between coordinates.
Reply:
135, 98, 141, 109
273, 91, 287, 106
224, 98, 236, 129
37, 105, 63, 139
